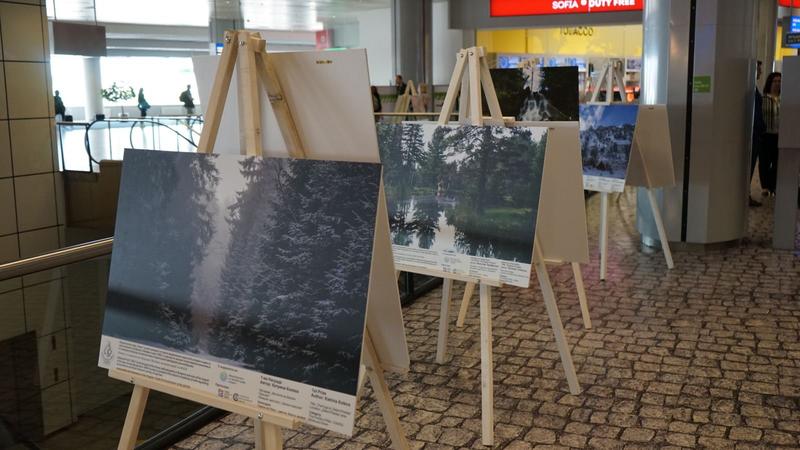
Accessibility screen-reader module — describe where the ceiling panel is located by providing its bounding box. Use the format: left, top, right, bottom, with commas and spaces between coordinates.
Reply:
49, 0, 392, 30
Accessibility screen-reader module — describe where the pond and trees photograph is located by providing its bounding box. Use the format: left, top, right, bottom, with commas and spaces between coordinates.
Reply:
102, 150, 381, 397
377, 122, 548, 286
484, 66, 579, 122
579, 104, 639, 189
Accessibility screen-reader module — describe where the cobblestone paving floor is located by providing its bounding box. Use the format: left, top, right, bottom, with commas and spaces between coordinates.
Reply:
173, 190, 800, 449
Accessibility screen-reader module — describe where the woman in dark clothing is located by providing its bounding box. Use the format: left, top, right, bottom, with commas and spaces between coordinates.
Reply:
761, 72, 781, 195
371, 86, 382, 122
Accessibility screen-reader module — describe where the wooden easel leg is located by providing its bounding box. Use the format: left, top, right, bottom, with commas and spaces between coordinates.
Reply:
118, 385, 149, 450
646, 188, 674, 269
255, 419, 283, 450
571, 262, 592, 329
363, 333, 410, 450
534, 242, 582, 395
599, 192, 609, 281
479, 284, 494, 446
356, 366, 367, 401
436, 278, 454, 364
456, 282, 476, 327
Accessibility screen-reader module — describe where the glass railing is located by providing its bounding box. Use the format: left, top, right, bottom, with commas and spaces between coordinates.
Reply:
56, 116, 203, 173
0, 238, 223, 450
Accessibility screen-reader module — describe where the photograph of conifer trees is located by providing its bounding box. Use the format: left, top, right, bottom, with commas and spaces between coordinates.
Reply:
483, 66, 579, 121
377, 123, 548, 265
579, 104, 639, 181
102, 150, 381, 396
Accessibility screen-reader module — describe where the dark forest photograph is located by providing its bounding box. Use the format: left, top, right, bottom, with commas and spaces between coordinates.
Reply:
483, 66, 579, 121
377, 123, 548, 265
102, 150, 381, 396
579, 104, 639, 180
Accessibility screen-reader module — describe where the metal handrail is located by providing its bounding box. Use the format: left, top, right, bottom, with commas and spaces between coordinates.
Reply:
374, 112, 458, 117
0, 238, 113, 282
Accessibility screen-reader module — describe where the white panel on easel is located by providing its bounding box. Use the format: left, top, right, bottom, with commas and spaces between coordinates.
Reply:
194, 49, 379, 163
628, 104, 676, 188
522, 122, 590, 264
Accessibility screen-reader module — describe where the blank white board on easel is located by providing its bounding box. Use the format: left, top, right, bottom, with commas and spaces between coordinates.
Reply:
518, 121, 589, 265
627, 104, 676, 188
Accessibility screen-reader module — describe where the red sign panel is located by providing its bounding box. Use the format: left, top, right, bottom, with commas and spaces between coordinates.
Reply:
779, 0, 800, 7
491, 0, 644, 17
315, 30, 333, 50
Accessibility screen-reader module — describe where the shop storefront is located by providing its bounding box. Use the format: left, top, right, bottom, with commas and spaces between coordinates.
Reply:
451, 0, 644, 102
777, 0, 800, 69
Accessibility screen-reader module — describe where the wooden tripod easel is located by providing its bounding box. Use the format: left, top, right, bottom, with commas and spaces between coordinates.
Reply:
393, 80, 418, 116
409, 47, 581, 446
586, 60, 674, 280
588, 59, 628, 104
112, 30, 409, 450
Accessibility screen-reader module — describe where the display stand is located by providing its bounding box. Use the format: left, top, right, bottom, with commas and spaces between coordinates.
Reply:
626, 105, 676, 271
589, 59, 628, 281
589, 59, 627, 104
401, 47, 581, 446
588, 69, 675, 280
393, 80, 418, 116
456, 124, 593, 330
112, 30, 409, 450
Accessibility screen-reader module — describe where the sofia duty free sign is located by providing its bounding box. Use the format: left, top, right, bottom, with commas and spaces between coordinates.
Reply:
491, 0, 643, 17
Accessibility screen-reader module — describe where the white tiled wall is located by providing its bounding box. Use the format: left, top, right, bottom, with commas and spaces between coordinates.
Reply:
0, 0, 69, 438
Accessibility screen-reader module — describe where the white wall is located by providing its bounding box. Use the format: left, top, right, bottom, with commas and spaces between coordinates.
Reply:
350, 7, 393, 85
432, 0, 464, 85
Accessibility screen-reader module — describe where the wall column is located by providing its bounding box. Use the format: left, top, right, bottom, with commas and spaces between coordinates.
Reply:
83, 57, 103, 120
638, 0, 759, 245
393, 0, 432, 87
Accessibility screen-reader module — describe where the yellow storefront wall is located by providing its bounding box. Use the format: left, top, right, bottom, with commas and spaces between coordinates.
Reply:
775, 24, 798, 62
477, 25, 642, 58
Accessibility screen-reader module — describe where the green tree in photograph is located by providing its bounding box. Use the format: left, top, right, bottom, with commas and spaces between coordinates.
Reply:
208, 157, 279, 361
445, 126, 498, 214
106, 152, 220, 351
418, 126, 449, 192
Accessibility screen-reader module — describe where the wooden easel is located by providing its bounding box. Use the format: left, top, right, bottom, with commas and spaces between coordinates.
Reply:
586, 59, 673, 280
588, 58, 627, 104
456, 258, 591, 330
112, 30, 409, 450
398, 47, 581, 446
393, 80, 418, 116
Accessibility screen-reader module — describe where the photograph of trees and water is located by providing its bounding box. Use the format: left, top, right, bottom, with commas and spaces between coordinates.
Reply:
377, 123, 548, 265
102, 150, 381, 396
483, 66, 579, 121
579, 104, 639, 180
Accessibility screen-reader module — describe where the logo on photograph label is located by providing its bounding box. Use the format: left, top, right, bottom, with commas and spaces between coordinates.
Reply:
101, 341, 114, 364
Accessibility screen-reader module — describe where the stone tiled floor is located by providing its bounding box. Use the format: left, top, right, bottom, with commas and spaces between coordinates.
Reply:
174, 190, 800, 449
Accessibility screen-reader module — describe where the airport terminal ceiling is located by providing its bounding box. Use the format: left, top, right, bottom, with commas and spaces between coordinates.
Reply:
47, 0, 397, 29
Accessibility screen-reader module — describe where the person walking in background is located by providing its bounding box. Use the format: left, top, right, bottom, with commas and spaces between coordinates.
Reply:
180, 85, 195, 115
137, 88, 151, 118
395, 74, 407, 96
750, 61, 765, 207
371, 86, 382, 122
54, 90, 66, 119
761, 72, 781, 197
